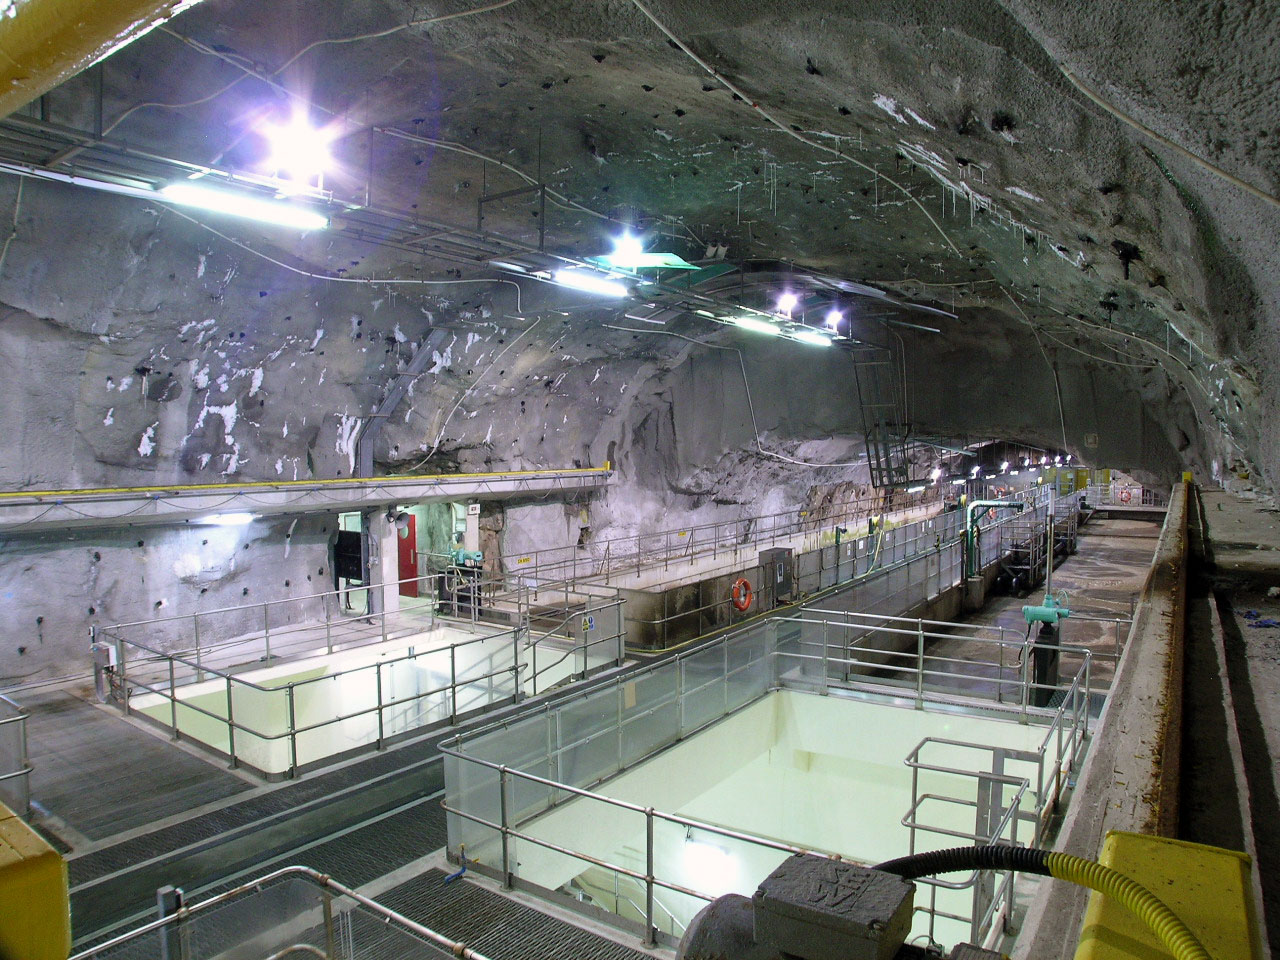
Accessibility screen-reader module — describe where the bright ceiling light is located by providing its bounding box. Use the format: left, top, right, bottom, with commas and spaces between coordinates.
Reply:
551, 269, 630, 297
791, 330, 833, 347
929, 466, 943, 481
777, 292, 799, 315
907, 485, 927, 494
202, 512, 257, 526
613, 231, 644, 260
729, 316, 780, 336
971, 465, 982, 477
159, 183, 329, 230
825, 308, 842, 329
1000, 460, 1010, 472
1010, 470, 1020, 476
951, 478, 966, 486
260, 112, 336, 184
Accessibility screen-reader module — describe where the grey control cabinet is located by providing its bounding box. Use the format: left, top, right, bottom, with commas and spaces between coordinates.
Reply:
759, 547, 795, 603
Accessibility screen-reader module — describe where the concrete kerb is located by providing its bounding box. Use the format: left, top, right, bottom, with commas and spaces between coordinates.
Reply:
1011, 482, 1188, 960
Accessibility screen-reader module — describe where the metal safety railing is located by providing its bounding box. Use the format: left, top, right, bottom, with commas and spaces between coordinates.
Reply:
68, 865, 493, 960
442, 604, 1097, 947
0, 694, 31, 817
901, 750, 1029, 949
488, 488, 945, 587
99, 585, 625, 779
1083, 483, 1168, 508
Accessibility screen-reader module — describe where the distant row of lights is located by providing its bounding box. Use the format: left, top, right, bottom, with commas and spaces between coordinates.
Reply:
900, 451, 1075, 494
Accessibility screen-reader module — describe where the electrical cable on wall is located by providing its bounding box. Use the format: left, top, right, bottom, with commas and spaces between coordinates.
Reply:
601, 323, 869, 468
627, 0, 964, 262
165, 206, 524, 312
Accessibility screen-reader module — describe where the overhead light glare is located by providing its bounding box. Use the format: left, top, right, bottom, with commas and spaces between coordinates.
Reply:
825, 308, 842, 329
202, 512, 257, 526
551, 269, 629, 298
929, 467, 943, 481
159, 183, 329, 230
951, 478, 966, 486
777, 292, 799, 316
729, 316, 781, 336
260, 112, 336, 184
906, 485, 927, 494
1000, 460, 1010, 472
971, 465, 982, 477
791, 330, 833, 347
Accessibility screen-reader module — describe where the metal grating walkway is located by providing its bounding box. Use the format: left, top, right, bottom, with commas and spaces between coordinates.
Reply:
380, 870, 658, 960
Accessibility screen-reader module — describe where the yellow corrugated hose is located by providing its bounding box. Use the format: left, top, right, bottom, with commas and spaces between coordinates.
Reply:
1046, 851, 1212, 960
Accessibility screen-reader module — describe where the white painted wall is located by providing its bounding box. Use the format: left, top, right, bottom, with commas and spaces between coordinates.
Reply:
502, 690, 1057, 945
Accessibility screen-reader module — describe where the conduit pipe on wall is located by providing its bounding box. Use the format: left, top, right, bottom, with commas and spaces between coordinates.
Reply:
0, 0, 206, 120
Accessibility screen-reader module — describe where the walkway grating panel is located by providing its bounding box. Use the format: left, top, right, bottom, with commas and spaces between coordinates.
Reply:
380, 870, 656, 960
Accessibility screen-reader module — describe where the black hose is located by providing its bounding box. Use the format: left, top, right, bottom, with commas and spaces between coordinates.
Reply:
874, 844, 1051, 880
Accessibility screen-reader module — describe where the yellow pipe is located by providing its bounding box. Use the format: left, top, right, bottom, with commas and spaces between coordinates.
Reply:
0, 0, 207, 120
0, 466, 611, 500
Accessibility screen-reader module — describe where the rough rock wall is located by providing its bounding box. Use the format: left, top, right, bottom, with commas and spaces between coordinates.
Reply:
0, 180, 880, 681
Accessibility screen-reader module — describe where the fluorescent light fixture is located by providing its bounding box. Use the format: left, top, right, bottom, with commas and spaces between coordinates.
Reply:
825, 308, 842, 329
777, 292, 799, 316
1010, 470, 1020, 476
1055, 455, 1062, 464
551, 269, 629, 297
929, 467, 943, 481
202, 512, 256, 526
159, 183, 329, 230
791, 329, 833, 347
729, 316, 781, 336
951, 478, 966, 486
971, 465, 982, 477
1066, 454, 1073, 462
1000, 461, 1010, 472
907, 485, 927, 494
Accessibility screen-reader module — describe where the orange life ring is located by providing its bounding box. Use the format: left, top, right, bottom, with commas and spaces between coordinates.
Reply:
1119, 488, 1132, 504
731, 577, 753, 612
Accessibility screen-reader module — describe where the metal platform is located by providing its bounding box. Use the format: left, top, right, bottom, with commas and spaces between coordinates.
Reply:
0, 467, 611, 534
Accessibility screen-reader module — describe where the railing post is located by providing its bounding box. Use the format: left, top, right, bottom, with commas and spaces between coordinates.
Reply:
118, 639, 130, 716
677, 657, 686, 737
821, 621, 829, 695
322, 888, 336, 960
286, 683, 298, 778
450, 645, 458, 723
915, 619, 925, 709
168, 657, 178, 739
1020, 648, 1030, 724
263, 604, 270, 662
192, 615, 202, 681
225, 678, 237, 768
499, 765, 513, 889
325, 600, 333, 655
513, 629, 523, 702
375, 662, 385, 749
645, 808, 656, 946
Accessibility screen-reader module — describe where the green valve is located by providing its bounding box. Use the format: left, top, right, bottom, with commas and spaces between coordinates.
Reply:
1023, 594, 1071, 625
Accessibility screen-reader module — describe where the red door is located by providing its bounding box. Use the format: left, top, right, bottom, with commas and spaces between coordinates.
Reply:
397, 513, 418, 597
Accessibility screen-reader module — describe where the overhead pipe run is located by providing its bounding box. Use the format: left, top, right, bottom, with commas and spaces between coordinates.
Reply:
0, 0, 206, 120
